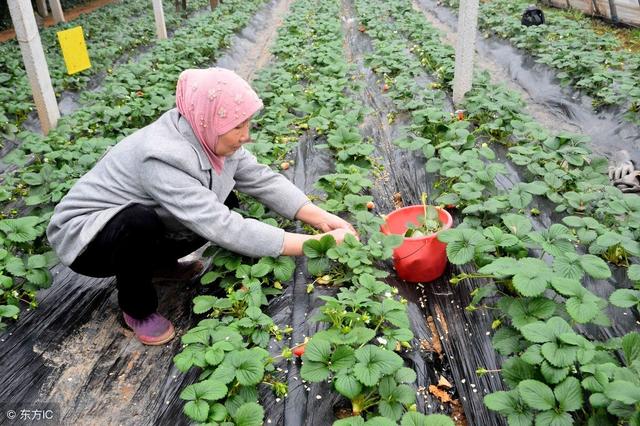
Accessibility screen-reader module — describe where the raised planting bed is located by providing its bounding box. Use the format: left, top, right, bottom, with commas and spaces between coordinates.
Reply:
0, 0, 211, 143
439, 0, 640, 124
0, 0, 638, 424
0, 0, 269, 330
354, 0, 640, 424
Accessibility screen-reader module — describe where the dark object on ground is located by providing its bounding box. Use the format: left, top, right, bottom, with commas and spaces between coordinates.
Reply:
175, 0, 187, 12
521, 5, 545, 26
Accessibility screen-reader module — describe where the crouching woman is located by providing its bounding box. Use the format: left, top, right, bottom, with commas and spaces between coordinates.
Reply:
46, 68, 356, 345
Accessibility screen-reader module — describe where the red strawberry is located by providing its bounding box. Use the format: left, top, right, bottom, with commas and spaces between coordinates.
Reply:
292, 344, 306, 357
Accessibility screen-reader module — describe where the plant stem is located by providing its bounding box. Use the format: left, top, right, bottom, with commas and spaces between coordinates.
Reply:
422, 192, 428, 225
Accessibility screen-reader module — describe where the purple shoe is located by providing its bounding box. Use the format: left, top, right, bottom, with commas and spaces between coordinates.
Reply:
123, 312, 175, 345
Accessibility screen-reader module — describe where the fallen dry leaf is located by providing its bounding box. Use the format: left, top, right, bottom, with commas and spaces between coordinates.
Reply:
425, 316, 443, 358
451, 399, 467, 426
393, 192, 404, 209
434, 304, 449, 337
438, 375, 453, 389
419, 339, 432, 352
428, 384, 452, 403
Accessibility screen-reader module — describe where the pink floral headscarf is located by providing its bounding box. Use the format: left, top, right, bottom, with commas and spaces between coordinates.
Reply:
176, 68, 263, 174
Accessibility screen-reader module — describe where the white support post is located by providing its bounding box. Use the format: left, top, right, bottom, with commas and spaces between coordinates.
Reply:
48, 0, 65, 23
8, 0, 60, 135
36, 0, 48, 17
452, 0, 480, 106
152, 0, 168, 40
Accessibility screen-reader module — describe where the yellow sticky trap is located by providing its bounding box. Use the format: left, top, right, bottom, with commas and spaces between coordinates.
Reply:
56, 26, 91, 75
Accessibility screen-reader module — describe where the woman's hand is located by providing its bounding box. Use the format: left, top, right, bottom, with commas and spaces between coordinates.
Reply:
295, 203, 356, 234
315, 212, 356, 234
280, 203, 359, 256
281, 227, 358, 256
326, 227, 359, 244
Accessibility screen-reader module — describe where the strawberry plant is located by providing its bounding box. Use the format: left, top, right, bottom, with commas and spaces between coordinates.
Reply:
174, 0, 425, 423
439, 0, 640, 123
303, 234, 338, 277
0, 0, 211, 140
322, 127, 375, 165
0, 0, 269, 325
354, 0, 640, 424
302, 339, 414, 419
315, 169, 374, 209
176, 331, 278, 424
175, 251, 295, 423
404, 193, 444, 237
610, 264, 640, 310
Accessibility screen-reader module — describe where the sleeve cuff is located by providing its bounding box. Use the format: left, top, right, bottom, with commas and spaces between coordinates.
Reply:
279, 190, 311, 220
240, 218, 286, 258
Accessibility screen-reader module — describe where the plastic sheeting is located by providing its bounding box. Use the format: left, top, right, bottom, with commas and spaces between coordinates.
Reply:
0, 3, 214, 175
542, 0, 640, 27
0, 1, 296, 425
413, 0, 640, 167
1, 0, 638, 425
411, 0, 639, 336
0, 266, 201, 424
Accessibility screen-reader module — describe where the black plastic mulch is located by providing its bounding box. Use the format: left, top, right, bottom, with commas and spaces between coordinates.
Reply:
1, 0, 638, 425
413, 0, 640, 166
0, 1, 295, 425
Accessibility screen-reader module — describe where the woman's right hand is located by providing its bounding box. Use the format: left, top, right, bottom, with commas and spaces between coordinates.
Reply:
326, 228, 359, 244
282, 228, 359, 256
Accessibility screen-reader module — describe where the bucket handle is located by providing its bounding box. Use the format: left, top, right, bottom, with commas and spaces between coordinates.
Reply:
396, 239, 428, 261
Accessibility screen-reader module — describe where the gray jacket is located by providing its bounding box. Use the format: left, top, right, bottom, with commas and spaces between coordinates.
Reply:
47, 108, 310, 266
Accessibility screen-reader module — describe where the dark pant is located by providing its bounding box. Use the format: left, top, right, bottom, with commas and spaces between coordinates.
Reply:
70, 193, 238, 319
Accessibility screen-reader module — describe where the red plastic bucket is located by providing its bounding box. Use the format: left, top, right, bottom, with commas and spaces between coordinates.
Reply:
381, 205, 453, 283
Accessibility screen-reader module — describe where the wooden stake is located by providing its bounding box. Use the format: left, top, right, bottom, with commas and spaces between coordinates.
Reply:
151, 0, 168, 40
8, 0, 60, 134
35, 0, 48, 17
452, 0, 480, 106
210, 0, 219, 10
606, 0, 619, 22
48, 0, 65, 23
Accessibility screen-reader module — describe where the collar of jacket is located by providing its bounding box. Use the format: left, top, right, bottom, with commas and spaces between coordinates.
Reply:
174, 108, 212, 171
